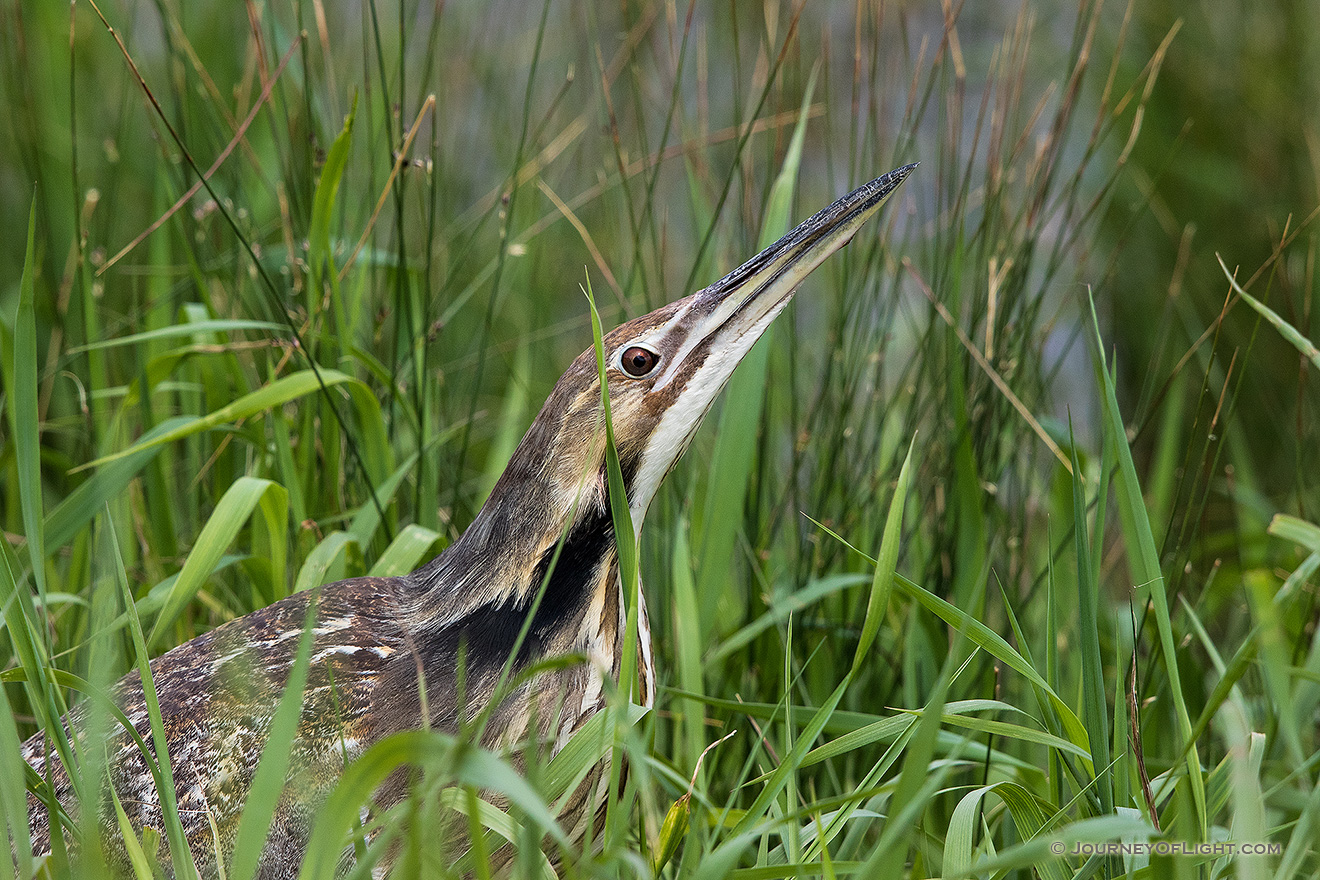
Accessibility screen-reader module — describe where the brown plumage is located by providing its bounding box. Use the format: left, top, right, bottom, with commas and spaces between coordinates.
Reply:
23, 166, 913, 877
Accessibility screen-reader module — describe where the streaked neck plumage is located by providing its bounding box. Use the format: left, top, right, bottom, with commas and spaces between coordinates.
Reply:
405, 164, 914, 731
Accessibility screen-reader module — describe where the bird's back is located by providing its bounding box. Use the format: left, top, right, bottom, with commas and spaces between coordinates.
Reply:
25, 576, 417, 877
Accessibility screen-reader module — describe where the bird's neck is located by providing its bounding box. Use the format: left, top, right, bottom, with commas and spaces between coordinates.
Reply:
406, 454, 655, 711
409, 458, 623, 631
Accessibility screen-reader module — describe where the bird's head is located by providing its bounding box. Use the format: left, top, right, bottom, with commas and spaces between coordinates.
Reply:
501, 165, 916, 543
412, 165, 912, 629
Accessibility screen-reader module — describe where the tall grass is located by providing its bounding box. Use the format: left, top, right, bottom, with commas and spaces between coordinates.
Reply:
2, 0, 1317, 877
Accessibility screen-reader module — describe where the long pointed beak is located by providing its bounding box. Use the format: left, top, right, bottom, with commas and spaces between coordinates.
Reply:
694, 163, 916, 345
610, 165, 914, 524
646, 164, 914, 399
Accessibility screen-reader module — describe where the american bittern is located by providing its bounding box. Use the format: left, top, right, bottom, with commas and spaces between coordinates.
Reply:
24, 165, 913, 876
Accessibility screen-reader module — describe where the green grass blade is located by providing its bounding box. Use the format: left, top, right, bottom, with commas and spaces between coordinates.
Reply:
730, 678, 849, 837
541, 703, 649, 809
808, 517, 1091, 748
944, 814, 1152, 878
1267, 513, 1320, 554
367, 524, 443, 577
0, 535, 79, 804
293, 531, 361, 594
67, 320, 285, 354
1244, 571, 1306, 768
670, 518, 707, 774
0, 674, 34, 879
246, 478, 290, 605
712, 574, 869, 663
877, 645, 958, 875
886, 567, 1091, 753
1220, 256, 1320, 370
943, 784, 998, 878
901, 707, 1092, 761
347, 450, 423, 549
1273, 775, 1320, 880
309, 95, 358, 284
109, 784, 157, 880
584, 277, 638, 617
695, 71, 816, 629
1087, 293, 1207, 836
79, 369, 369, 470
853, 436, 914, 676
437, 787, 558, 878
584, 275, 645, 852
1069, 426, 1112, 814
226, 600, 318, 880
1220, 710, 1269, 880
148, 477, 289, 648
12, 198, 47, 605
108, 515, 200, 880
296, 731, 567, 880
44, 416, 191, 551
476, 339, 531, 507
944, 781, 1072, 880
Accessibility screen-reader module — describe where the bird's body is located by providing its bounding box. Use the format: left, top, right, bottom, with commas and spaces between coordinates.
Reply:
25, 572, 647, 876
27, 580, 406, 878
23, 166, 912, 877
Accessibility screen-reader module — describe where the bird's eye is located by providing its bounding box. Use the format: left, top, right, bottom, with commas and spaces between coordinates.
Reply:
620, 345, 660, 378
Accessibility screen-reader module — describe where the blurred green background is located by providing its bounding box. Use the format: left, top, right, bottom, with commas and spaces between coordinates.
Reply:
3, 0, 1317, 513
2, 0, 1319, 875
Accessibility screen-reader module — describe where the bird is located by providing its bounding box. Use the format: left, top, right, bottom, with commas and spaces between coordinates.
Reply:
22, 164, 913, 878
